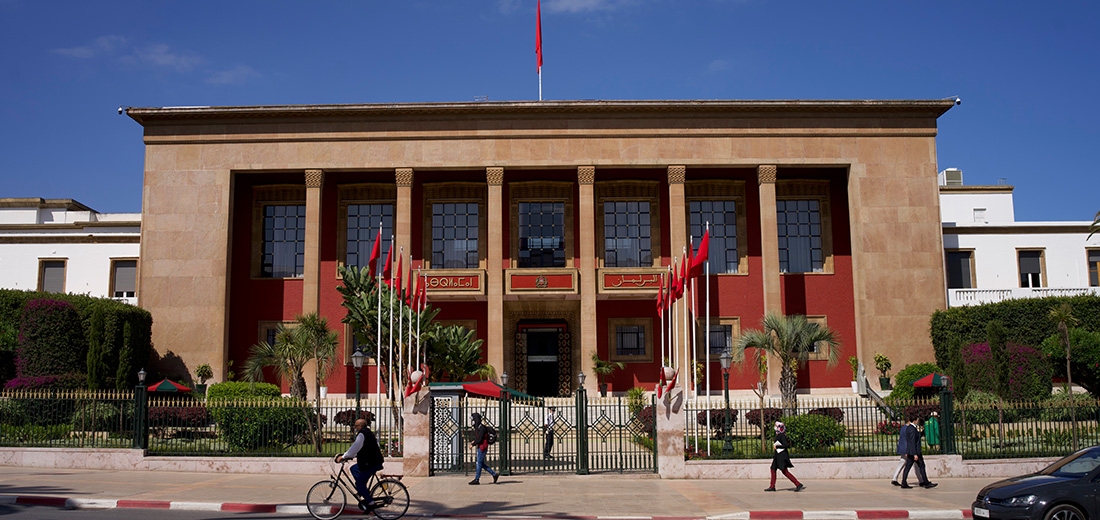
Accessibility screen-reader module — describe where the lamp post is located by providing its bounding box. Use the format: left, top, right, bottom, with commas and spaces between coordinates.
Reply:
719, 352, 733, 452
134, 368, 148, 450
576, 371, 588, 475
351, 350, 365, 417
501, 371, 509, 388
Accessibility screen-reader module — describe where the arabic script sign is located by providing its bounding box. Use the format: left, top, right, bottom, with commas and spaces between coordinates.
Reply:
603, 273, 661, 290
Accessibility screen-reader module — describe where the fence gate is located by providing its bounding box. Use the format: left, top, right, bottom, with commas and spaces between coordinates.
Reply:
428, 391, 656, 476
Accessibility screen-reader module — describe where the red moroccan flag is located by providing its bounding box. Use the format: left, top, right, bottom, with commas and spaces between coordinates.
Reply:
656, 272, 665, 315
690, 229, 710, 278
366, 228, 382, 279
382, 241, 393, 283
536, 0, 543, 72
418, 274, 428, 310
396, 254, 404, 298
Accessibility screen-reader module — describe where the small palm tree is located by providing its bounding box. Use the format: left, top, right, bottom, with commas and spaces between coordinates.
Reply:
243, 324, 310, 399
431, 325, 494, 382
1089, 210, 1100, 239
592, 352, 625, 397
1050, 302, 1080, 450
735, 312, 841, 412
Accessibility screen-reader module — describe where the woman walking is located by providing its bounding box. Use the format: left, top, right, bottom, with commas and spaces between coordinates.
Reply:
765, 421, 804, 492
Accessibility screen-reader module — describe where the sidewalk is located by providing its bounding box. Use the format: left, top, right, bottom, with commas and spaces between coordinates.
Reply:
0, 466, 983, 518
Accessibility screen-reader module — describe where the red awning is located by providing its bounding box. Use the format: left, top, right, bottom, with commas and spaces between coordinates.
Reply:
462, 380, 511, 399
147, 378, 192, 392
911, 373, 950, 388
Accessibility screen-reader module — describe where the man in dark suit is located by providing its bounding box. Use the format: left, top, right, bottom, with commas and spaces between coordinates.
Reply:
900, 415, 937, 489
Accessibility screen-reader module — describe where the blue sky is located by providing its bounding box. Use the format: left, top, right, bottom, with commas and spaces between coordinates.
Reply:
1, 0, 1096, 222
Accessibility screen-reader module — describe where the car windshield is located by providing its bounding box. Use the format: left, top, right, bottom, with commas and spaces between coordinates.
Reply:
1040, 449, 1100, 478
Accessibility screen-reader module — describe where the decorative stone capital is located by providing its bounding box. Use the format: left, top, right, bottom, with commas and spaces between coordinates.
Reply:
304, 169, 324, 188
486, 167, 504, 186
758, 165, 777, 184
577, 166, 595, 185
395, 168, 414, 187
667, 165, 686, 185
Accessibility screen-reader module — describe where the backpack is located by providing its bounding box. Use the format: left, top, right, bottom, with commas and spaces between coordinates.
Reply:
485, 426, 498, 445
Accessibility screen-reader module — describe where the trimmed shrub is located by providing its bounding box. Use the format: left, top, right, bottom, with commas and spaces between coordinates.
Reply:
149, 406, 211, 428
962, 343, 1051, 402
767, 414, 846, 451
209, 397, 311, 450
695, 408, 738, 437
17, 299, 87, 377
808, 407, 844, 423
885, 363, 941, 402
960, 390, 1018, 425
71, 401, 134, 432
333, 409, 376, 427
745, 407, 783, 428
1040, 392, 1100, 422
206, 381, 282, 400
4, 372, 87, 391
930, 295, 1100, 368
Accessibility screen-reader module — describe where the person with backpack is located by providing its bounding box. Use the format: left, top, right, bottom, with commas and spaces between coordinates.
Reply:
469, 412, 499, 485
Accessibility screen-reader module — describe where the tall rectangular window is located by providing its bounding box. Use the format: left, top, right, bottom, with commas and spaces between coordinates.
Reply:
1018, 250, 1043, 288
39, 260, 65, 293
603, 201, 651, 267
518, 202, 565, 268
432, 202, 479, 269
705, 324, 732, 356
945, 251, 974, 289
777, 199, 823, 273
346, 203, 393, 273
615, 325, 646, 357
261, 204, 306, 278
690, 200, 739, 274
1089, 250, 1100, 287
111, 260, 137, 298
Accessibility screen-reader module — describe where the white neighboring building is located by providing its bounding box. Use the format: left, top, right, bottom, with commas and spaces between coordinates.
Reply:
0, 198, 141, 305
939, 169, 1100, 307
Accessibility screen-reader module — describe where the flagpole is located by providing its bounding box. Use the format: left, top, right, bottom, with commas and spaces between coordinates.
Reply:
388, 237, 395, 404
659, 272, 665, 368
690, 237, 696, 401
376, 224, 382, 397
682, 247, 688, 381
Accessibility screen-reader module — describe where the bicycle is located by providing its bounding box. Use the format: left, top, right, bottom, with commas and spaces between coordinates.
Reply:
306, 457, 409, 520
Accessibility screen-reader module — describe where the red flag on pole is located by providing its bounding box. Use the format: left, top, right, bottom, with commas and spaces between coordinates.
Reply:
536, 0, 543, 72
656, 272, 664, 315
367, 228, 382, 279
405, 264, 414, 306
395, 254, 403, 297
690, 229, 710, 278
675, 253, 687, 299
382, 241, 393, 283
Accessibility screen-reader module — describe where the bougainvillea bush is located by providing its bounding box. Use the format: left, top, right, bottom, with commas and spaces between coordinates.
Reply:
962, 342, 1052, 402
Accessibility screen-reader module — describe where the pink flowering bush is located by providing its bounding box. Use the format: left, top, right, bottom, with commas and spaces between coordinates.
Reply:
962, 342, 1052, 402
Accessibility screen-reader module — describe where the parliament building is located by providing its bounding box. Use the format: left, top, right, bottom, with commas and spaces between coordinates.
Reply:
125, 99, 956, 397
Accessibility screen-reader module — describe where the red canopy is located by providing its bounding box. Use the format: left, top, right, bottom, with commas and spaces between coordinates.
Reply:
911, 373, 950, 388
459, 380, 541, 402
147, 378, 192, 392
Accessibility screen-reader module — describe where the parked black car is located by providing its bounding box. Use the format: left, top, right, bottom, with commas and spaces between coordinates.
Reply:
972, 445, 1100, 520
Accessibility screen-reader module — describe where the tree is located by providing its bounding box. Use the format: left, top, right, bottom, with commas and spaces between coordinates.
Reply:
591, 352, 625, 396
296, 312, 340, 452
242, 324, 310, 400
734, 313, 841, 412
429, 325, 493, 382
1049, 303, 1080, 450
1089, 210, 1100, 240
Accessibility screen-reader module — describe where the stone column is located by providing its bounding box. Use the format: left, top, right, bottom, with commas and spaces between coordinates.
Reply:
486, 167, 505, 377
757, 165, 783, 395
667, 166, 688, 377
395, 168, 414, 265
577, 166, 597, 392
303, 169, 324, 314
656, 392, 686, 478
401, 393, 432, 477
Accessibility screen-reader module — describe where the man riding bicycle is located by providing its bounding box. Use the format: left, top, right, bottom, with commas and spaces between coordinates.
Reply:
335, 418, 384, 512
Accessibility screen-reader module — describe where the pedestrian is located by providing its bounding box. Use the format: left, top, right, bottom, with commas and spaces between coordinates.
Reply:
469, 412, 499, 485
544, 406, 556, 460
335, 418, 385, 512
925, 411, 940, 451
900, 414, 937, 489
764, 421, 804, 492
890, 418, 908, 486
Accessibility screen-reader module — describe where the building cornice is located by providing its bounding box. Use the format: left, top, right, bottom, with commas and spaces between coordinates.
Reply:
943, 223, 1093, 235
0, 198, 94, 211
939, 186, 1015, 193
126, 99, 957, 125
0, 221, 141, 231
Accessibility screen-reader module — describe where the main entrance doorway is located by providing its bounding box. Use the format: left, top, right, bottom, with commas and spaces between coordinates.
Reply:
516, 322, 569, 397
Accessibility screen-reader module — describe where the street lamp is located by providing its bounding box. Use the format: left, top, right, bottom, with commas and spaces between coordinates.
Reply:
501, 371, 509, 388
351, 350, 365, 417
577, 371, 586, 388
719, 352, 733, 452
138, 368, 146, 385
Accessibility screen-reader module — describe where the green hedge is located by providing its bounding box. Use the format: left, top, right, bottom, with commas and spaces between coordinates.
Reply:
208, 398, 312, 451
0, 289, 152, 391
768, 413, 846, 451
930, 295, 1100, 368
17, 299, 87, 377
885, 363, 941, 402
206, 381, 282, 400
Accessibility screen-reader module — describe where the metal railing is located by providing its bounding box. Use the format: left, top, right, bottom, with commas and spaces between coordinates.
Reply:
0, 389, 136, 448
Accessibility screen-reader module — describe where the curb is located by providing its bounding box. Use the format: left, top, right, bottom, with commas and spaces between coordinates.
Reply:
0, 495, 972, 519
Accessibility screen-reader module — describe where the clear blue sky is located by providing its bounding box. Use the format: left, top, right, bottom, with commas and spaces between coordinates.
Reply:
2, 1, 1097, 222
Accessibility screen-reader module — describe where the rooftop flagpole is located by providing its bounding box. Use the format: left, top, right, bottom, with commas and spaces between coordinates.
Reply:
536, 0, 543, 101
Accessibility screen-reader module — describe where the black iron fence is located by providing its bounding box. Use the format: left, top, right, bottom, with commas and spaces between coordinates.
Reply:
0, 389, 403, 457
684, 393, 1100, 460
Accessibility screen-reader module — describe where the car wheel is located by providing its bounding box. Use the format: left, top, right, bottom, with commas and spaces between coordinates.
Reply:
1044, 504, 1086, 520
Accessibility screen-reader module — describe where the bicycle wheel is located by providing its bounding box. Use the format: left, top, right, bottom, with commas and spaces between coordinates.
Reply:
369, 478, 409, 520
306, 479, 346, 520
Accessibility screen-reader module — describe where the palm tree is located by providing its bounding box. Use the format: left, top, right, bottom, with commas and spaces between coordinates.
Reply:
1049, 302, 1080, 450
430, 325, 494, 382
242, 324, 310, 399
1089, 210, 1100, 239
591, 352, 625, 397
296, 312, 340, 452
734, 312, 841, 412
